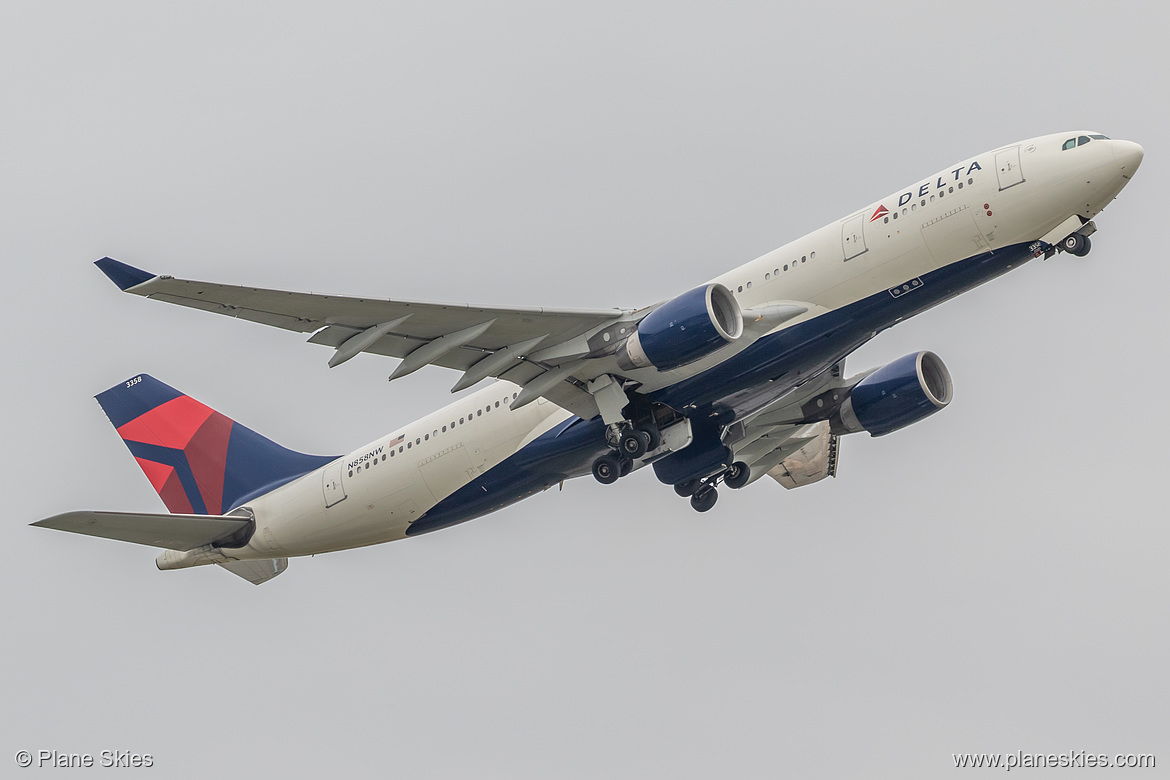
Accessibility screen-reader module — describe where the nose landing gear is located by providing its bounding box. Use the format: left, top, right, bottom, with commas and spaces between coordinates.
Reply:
1033, 219, 1097, 260
1061, 233, 1092, 257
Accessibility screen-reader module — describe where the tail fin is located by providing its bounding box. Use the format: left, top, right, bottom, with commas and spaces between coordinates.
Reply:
96, 375, 335, 514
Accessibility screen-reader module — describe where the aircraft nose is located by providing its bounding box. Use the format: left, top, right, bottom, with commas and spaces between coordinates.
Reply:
1113, 139, 1144, 179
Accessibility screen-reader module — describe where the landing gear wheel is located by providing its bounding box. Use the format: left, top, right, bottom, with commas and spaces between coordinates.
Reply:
690, 486, 718, 513
592, 454, 621, 485
636, 424, 661, 453
724, 461, 751, 490
619, 429, 651, 459
1062, 233, 1090, 257
619, 456, 633, 477
674, 478, 699, 497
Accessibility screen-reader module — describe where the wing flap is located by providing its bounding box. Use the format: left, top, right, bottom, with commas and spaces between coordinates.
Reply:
33, 511, 252, 551
767, 423, 840, 489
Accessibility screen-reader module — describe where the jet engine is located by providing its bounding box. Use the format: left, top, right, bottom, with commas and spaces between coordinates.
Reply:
836, 351, 953, 437
617, 283, 743, 371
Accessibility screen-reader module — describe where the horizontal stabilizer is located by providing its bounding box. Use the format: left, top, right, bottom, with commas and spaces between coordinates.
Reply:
32, 510, 252, 551
218, 558, 288, 585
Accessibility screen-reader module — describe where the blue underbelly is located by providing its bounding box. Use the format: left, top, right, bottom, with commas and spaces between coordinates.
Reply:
412, 242, 1034, 535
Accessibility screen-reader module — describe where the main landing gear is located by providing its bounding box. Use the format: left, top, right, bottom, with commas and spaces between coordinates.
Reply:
591, 423, 661, 485
690, 485, 718, 512
670, 461, 751, 513
618, 426, 657, 459
591, 453, 623, 485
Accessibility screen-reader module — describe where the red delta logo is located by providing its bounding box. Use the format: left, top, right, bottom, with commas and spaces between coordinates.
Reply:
116, 395, 233, 515
870, 205, 889, 223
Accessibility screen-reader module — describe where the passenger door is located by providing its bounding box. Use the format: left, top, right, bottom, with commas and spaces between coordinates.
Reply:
842, 213, 868, 261
322, 459, 347, 507
995, 146, 1025, 190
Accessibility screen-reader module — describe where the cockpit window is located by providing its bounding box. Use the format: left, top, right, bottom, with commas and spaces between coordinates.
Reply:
1063, 134, 1110, 151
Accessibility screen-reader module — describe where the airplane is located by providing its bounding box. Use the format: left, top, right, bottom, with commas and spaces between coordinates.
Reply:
34, 131, 1143, 584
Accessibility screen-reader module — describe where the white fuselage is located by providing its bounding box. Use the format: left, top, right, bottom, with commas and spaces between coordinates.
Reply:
236, 381, 573, 558
216, 131, 1140, 564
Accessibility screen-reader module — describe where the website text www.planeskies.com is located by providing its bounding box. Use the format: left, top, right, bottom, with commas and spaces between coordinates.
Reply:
952, 750, 1155, 771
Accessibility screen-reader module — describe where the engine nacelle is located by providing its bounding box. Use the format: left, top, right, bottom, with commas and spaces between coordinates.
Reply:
838, 351, 953, 437
617, 283, 743, 371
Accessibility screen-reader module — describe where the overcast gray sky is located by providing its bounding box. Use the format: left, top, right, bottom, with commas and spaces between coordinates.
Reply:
3, 1, 1167, 777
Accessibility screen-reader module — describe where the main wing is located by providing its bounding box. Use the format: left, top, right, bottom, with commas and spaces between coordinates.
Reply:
96, 257, 632, 414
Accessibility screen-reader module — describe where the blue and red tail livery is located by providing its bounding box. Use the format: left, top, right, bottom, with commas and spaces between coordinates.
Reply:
95, 375, 334, 515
